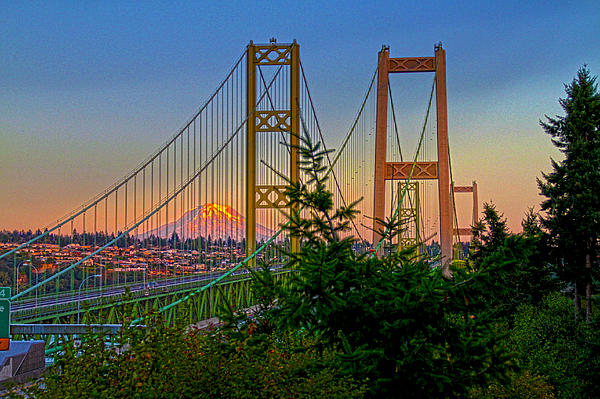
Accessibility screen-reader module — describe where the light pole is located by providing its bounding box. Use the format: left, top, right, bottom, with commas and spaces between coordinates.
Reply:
30, 264, 39, 311
15, 261, 25, 295
96, 265, 104, 297
16, 262, 39, 311
78, 274, 101, 324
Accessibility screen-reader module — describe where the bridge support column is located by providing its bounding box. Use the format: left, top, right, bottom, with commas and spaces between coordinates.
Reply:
246, 40, 301, 265
434, 44, 453, 277
372, 47, 389, 250
246, 42, 257, 267
290, 42, 300, 255
472, 181, 478, 228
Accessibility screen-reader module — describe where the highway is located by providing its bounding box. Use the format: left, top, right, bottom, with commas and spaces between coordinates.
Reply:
10, 268, 255, 314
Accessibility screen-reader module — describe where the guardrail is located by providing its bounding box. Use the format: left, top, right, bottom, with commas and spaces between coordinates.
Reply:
11, 323, 131, 335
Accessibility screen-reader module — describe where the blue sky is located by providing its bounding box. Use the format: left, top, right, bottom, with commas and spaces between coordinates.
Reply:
1, 0, 599, 231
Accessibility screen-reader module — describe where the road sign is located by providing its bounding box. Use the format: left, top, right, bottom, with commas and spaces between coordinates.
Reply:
0, 287, 10, 350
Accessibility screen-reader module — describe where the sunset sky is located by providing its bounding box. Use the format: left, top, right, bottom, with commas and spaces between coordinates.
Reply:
1, 1, 599, 233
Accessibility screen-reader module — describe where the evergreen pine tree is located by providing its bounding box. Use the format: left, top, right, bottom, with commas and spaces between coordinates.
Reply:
521, 207, 543, 238
469, 202, 509, 271
538, 67, 600, 321
249, 129, 513, 397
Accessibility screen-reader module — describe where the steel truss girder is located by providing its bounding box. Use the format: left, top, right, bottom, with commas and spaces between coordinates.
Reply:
453, 185, 474, 193
388, 57, 435, 73
254, 45, 292, 65
399, 208, 416, 218
256, 185, 290, 209
455, 227, 472, 236
399, 237, 419, 247
401, 181, 419, 190
385, 161, 438, 180
14, 272, 291, 326
256, 111, 291, 132
397, 181, 421, 256
13, 272, 292, 357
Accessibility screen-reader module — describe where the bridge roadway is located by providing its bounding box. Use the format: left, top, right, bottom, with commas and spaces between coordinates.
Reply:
10, 267, 265, 322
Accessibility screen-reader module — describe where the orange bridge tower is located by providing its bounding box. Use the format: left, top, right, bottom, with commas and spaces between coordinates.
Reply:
372, 43, 453, 277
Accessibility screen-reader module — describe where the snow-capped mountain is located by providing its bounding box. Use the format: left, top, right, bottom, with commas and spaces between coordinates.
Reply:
141, 203, 273, 240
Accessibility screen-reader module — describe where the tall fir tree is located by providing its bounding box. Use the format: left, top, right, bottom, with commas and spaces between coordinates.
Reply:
538, 67, 600, 322
521, 207, 543, 238
469, 202, 509, 271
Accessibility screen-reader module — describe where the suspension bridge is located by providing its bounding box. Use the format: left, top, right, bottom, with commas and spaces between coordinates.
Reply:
0, 40, 477, 355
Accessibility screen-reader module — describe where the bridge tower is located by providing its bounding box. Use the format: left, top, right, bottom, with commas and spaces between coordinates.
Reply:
452, 180, 479, 240
246, 40, 300, 265
372, 43, 453, 277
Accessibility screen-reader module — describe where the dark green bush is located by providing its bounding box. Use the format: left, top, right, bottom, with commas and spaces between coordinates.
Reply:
22, 320, 364, 398
469, 371, 556, 399
506, 293, 600, 399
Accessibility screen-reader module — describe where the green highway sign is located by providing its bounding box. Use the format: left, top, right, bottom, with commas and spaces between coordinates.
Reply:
0, 287, 10, 339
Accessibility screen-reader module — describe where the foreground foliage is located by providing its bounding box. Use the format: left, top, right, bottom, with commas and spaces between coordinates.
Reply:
21, 321, 364, 398
472, 293, 600, 399
468, 203, 558, 319
507, 293, 600, 399
247, 132, 515, 398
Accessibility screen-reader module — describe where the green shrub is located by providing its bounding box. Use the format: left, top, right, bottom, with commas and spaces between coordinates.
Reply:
249, 131, 514, 398
507, 293, 599, 399
22, 321, 365, 398
469, 371, 556, 399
